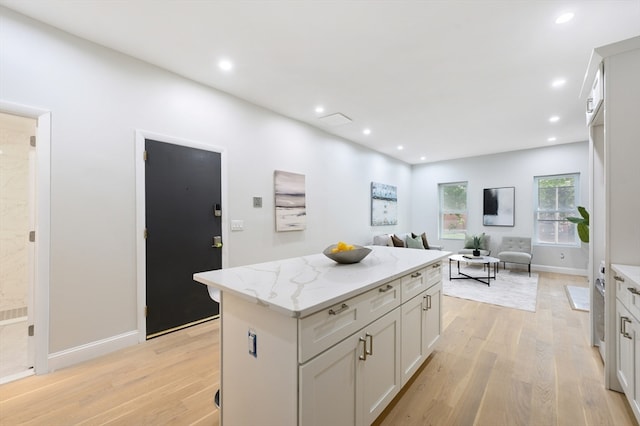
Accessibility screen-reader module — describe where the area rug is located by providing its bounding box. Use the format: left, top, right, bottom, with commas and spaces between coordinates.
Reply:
565, 285, 589, 311
444, 265, 538, 312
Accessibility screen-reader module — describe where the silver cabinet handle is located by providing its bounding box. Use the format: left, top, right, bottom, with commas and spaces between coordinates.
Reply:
586, 97, 594, 114
411, 271, 422, 278
427, 294, 432, 310
628, 287, 640, 296
328, 303, 348, 315
378, 284, 393, 293
621, 316, 632, 339
359, 336, 367, 360
432, 263, 440, 269
422, 295, 428, 311
615, 275, 626, 283
359, 333, 374, 360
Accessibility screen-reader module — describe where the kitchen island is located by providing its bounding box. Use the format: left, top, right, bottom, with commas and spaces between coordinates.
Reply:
194, 245, 450, 426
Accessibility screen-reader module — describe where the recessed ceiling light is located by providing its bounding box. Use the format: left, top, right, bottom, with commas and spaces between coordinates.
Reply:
420, 156, 426, 161
363, 128, 371, 135
549, 115, 560, 123
551, 79, 566, 88
547, 137, 557, 142
555, 12, 574, 24
397, 145, 404, 150
218, 59, 233, 71
315, 106, 324, 114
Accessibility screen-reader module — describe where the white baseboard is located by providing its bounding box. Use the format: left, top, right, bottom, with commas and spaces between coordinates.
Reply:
48, 330, 139, 372
532, 264, 588, 276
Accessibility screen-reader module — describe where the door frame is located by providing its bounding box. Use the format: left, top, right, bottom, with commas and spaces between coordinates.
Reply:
0, 100, 52, 375
135, 130, 227, 342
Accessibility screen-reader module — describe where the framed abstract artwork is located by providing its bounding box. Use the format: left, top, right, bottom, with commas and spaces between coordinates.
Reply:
483, 187, 515, 226
371, 182, 398, 226
274, 170, 306, 231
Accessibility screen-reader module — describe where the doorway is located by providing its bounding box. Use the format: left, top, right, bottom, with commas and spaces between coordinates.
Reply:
137, 133, 223, 339
0, 112, 36, 382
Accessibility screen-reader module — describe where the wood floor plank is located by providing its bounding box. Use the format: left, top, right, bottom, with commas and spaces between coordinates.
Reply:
1, 272, 637, 426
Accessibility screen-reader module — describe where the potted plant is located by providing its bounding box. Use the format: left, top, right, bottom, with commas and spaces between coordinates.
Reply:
567, 206, 590, 243
472, 235, 482, 257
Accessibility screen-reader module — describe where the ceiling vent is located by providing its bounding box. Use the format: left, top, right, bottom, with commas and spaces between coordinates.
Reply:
318, 113, 352, 126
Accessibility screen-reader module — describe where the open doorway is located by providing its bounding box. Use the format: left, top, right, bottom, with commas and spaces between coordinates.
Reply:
0, 112, 36, 382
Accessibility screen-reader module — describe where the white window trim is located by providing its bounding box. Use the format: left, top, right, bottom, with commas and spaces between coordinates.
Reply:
439, 181, 468, 240
533, 173, 580, 247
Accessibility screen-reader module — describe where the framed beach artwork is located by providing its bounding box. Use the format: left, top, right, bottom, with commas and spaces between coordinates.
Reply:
483, 186, 515, 226
371, 182, 398, 226
274, 170, 306, 231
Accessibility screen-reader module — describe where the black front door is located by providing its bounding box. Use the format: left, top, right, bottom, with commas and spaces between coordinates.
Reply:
145, 139, 221, 337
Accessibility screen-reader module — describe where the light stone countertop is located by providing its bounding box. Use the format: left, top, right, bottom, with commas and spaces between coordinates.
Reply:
612, 264, 640, 287
194, 245, 451, 318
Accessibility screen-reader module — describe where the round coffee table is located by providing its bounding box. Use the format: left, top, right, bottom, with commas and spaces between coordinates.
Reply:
448, 254, 500, 286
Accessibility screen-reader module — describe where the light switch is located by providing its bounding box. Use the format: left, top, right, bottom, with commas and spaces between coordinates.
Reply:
231, 220, 244, 231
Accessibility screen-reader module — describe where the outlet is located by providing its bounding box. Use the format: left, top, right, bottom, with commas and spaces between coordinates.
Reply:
248, 329, 257, 358
560, 252, 565, 260
253, 197, 262, 208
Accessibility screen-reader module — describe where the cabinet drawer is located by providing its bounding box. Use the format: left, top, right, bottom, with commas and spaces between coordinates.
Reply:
298, 280, 400, 363
614, 268, 640, 321
401, 267, 428, 302
401, 262, 441, 302
426, 261, 442, 287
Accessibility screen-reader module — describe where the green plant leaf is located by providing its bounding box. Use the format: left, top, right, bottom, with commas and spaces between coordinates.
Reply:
577, 206, 590, 223
577, 222, 589, 243
566, 217, 583, 224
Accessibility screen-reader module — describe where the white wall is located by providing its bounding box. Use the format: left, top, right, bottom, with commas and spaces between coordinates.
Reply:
410, 142, 589, 274
0, 8, 411, 356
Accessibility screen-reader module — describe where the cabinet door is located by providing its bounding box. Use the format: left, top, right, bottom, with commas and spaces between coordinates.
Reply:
424, 282, 442, 356
300, 308, 401, 426
401, 292, 426, 385
299, 332, 361, 426
616, 300, 634, 396
633, 319, 640, 415
359, 308, 402, 426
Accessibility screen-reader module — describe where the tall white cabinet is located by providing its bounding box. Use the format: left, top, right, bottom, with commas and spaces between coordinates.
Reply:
584, 36, 640, 419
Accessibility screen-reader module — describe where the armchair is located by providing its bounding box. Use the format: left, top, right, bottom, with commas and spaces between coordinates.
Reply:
497, 236, 532, 276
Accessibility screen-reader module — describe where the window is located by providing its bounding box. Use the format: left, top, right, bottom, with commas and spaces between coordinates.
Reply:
439, 182, 467, 239
534, 173, 580, 245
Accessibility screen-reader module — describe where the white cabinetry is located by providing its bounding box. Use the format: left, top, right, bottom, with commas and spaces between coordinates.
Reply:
401, 263, 442, 384
614, 264, 640, 420
300, 308, 401, 426
584, 36, 640, 403
194, 247, 449, 426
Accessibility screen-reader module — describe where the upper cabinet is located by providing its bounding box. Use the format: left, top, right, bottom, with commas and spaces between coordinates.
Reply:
585, 63, 603, 125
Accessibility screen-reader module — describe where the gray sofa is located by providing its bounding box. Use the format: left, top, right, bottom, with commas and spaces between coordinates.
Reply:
373, 232, 443, 250
497, 236, 532, 276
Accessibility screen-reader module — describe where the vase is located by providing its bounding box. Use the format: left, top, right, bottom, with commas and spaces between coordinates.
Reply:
473, 249, 480, 257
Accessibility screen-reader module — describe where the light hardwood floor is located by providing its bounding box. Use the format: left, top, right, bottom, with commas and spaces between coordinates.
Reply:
0, 272, 636, 425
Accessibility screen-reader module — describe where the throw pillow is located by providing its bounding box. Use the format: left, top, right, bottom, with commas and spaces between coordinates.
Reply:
391, 234, 405, 247
406, 235, 425, 249
412, 232, 430, 249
